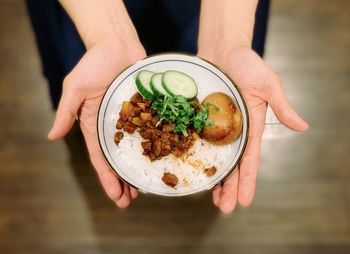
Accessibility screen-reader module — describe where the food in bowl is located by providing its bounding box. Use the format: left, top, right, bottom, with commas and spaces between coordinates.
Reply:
202, 92, 243, 145
97, 53, 249, 196
114, 69, 242, 188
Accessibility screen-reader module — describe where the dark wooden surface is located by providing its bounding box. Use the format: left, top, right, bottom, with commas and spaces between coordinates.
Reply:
0, 0, 349, 253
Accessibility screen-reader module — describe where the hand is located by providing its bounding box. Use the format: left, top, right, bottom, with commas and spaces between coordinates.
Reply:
48, 39, 146, 208
198, 46, 309, 213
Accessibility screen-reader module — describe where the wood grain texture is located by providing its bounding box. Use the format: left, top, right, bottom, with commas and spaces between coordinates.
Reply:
0, 0, 349, 253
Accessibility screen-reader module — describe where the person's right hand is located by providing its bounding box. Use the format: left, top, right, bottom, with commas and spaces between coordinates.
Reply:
48, 38, 146, 208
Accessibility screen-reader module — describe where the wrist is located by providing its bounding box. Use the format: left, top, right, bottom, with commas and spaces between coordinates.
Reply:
84, 28, 141, 51
197, 35, 251, 61
81, 11, 141, 50
81, 32, 146, 69
197, 0, 257, 59
59, 0, 141, 49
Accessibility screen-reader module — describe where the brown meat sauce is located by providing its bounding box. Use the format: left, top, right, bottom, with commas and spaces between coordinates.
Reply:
204, 166, 217, 177
115, 93, 196, 162
162, 172, 179, 188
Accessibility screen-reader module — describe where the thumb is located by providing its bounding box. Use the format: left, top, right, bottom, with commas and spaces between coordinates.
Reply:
48, 76, 83, 140
268, 75, 309, 132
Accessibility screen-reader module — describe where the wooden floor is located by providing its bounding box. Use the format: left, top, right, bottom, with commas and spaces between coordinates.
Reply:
1, 1, 349, 253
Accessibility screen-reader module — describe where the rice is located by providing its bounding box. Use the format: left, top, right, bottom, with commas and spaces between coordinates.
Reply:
114, 131, 235, 193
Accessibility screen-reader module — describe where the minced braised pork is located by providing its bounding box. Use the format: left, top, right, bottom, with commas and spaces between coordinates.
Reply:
204, 166, 217, 177
139, 125, 195, 161
116, 93, 196, 161
162, 172, 178, 188
114, 131, 124, 145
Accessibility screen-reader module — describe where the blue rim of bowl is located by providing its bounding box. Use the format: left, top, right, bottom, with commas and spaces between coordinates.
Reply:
97, 53, 250, 196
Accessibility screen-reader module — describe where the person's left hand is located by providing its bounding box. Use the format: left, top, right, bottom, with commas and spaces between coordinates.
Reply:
198, 46, 309, 213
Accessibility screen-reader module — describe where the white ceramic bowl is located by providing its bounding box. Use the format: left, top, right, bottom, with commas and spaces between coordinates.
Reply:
97, 53, 249, 196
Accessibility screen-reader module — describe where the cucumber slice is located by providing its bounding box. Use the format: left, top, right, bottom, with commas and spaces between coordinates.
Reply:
162, 70, 198, 100
150, 73, 168, 97
135, 70, 155, 99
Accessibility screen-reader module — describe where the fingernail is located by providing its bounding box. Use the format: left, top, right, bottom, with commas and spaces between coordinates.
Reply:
213, 197, 220, 207
302, 121, 310, 131
131, 188, 139, 199
238, 193, 253, 207
47, 130, 54, 140
220, 201, 234, 214
294, 114, 310, 132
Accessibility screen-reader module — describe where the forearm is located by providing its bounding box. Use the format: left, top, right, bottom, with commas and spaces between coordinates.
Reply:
198, 0, 258, 52
59, 0, 140, 49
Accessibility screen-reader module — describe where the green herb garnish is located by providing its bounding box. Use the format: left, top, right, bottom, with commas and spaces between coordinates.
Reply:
151, 95, 217, 136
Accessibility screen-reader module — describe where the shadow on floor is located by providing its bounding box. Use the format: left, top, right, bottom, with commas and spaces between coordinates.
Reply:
63, 123, 219, 253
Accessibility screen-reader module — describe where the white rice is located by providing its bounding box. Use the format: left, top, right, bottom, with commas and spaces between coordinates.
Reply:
114, 131, 235, 193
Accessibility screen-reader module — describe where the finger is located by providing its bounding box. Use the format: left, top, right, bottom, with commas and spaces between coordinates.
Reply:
268, 75, 309, 132
130, 187, 139, 199
85, 127, 135, 208
83, 126, 124, 203
212, 184, 223, 207
90, 150, 124, 203
82, 125, 131, 207
237, 134, 261, 207
76, 95, 125, 205
115, 183, 132, 208
219, 168, 239, 214
48, 77, 83, 140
